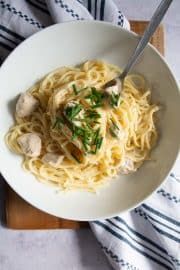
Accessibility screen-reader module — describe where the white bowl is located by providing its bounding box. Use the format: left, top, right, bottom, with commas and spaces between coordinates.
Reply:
0, 21, 180, 221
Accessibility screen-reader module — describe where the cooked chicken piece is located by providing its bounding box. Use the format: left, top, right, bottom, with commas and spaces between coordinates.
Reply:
104, 78, 122, 96
16, 93, 39, 118
119, 158, 136, 174
42, 153, 64, 168
64, 101, 84, 127
17, 133, 41, 157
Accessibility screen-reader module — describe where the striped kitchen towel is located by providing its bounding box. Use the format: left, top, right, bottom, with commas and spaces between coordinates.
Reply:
0, 0, 129, 61
91, 173, 180, 270
0, 1, 179, 270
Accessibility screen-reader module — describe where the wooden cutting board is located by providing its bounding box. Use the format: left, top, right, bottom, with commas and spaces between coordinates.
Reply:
5, 21, 164, 229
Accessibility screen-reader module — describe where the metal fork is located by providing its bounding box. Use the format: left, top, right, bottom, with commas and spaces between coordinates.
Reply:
104, 0, 173, 89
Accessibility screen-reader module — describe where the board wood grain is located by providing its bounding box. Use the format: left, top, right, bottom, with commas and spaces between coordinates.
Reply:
5, 21, 164, 229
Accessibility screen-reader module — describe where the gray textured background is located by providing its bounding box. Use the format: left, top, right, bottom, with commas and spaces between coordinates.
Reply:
0, 1, 180, 269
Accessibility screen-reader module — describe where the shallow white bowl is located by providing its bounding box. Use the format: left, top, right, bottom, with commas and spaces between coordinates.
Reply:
0, 21, 180, 221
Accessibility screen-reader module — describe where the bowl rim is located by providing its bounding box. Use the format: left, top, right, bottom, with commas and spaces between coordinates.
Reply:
0, 20, 180, 221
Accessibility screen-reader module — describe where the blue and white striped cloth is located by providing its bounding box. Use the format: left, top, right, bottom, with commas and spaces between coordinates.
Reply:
91, 173, 180, 270
0, 0, 129, 61
0, 1, 179, 270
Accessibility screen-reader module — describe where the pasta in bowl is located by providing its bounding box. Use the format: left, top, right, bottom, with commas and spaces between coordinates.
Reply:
0, 21, 180, 220
5, 60, 159, 192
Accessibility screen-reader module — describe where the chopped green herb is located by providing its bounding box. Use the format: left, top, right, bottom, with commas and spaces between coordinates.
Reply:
110, 93, 120, 107
73, 109, 101, 126
85, 87, 104, 108
109, 127, 118, 138
90, 135, 103, 154
72, 84, 88, 95
93, 128, 100, 145
72, 84, 78, 95
86, 122, 92, 130
71, 125, 92, 151
93, 121, 100, 124
71, 125, 84, 140
96, 137, 103, 150
89, 128, 103, 154
65, 103, 82, 121
52, 116, 64, 129
109, 119, 120, 138
63, 101, 104, 154
85, 109, 101, 120
83, 109, 101, 124
71, 122, 103, 154
71, 129, 76, 141
73, 111, 100, 122
82, 139, 89, 151
110, 119, 120, 130
72, 118, 84, 122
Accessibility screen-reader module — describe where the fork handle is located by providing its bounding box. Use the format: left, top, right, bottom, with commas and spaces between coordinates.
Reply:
120, 0, 173, 79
